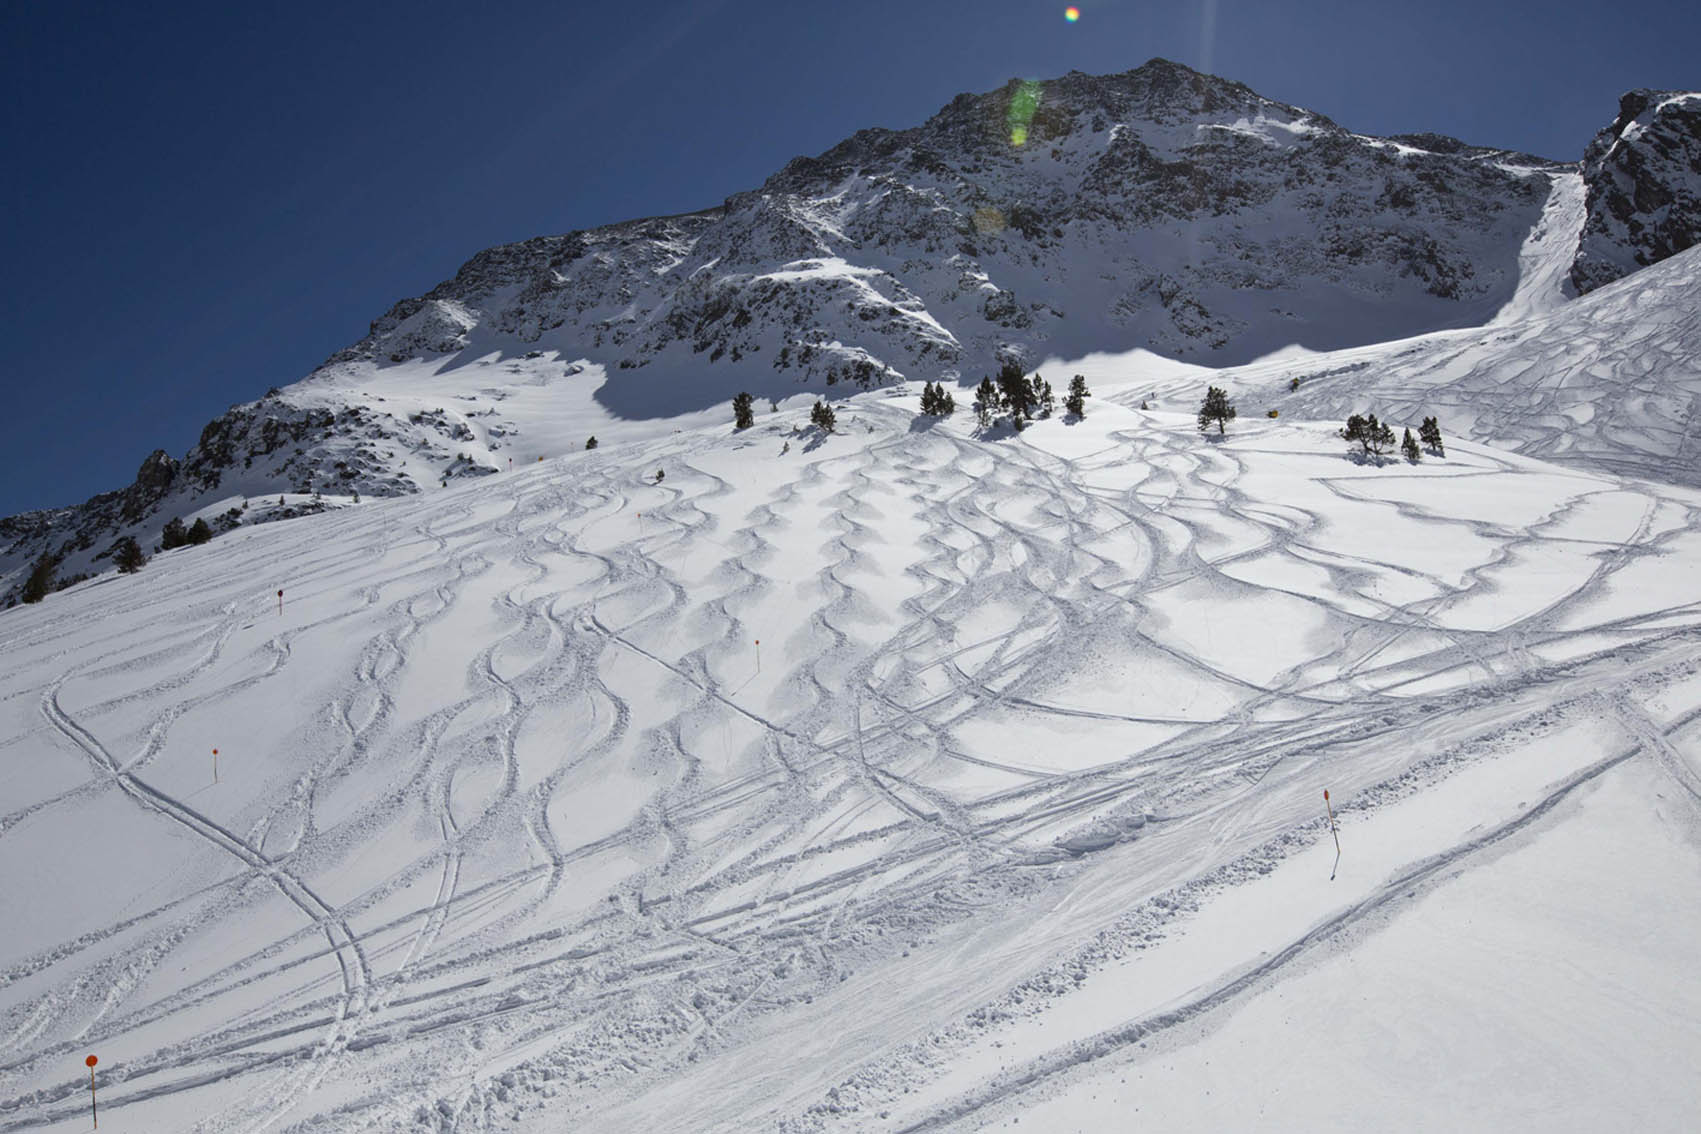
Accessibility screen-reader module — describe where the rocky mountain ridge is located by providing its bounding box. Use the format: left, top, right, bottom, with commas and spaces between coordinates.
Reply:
1570, 89, 1701, 293
5, 59, 1698, 605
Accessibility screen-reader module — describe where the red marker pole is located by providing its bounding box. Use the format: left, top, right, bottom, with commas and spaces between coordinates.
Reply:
755, 639, 761, 672
213, 748, 219, 785
1324, 789, 1341, 881
277, 589, 284, 616
85, 1054, 98, 1128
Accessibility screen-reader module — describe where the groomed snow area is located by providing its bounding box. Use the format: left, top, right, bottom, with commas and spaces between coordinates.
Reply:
3, 392, 1700, 1131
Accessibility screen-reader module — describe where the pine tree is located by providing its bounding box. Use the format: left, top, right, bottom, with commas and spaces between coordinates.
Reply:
1065, 375, 1090, 418
1197, 386, 1237, 434
21, 551, 57, 604
160, 516, 188, 550
1341, 413, 1397, 457
920, 382, 955, 417
996, 360, 1036, 427
1038, 378, 1055, 418
1402, 427, 1422, 464
1419, 416, 1444, 457
810, 399, 837, 432
586, 436, 598, 450
186, 518, 213, 545
114, 536, 147, 574
973, 377, 999, 427
732, 392, 755, 430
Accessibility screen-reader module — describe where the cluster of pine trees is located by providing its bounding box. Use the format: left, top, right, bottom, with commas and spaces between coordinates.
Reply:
919, 381, 955, 416
159, 516, 213, 550
972, 361, 1059, 429
1341, 413, 1445, 462
1190, 382, 1445, 466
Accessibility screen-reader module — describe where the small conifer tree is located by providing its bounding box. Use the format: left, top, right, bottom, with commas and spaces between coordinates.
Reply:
1198, 386, 1237, 434
21, 551, 58, 604
1065, 375, 1090, 417
732, 392, 755, 430
1419, 416, 1444, 456
115, 536, 147, 574
160, 516, 188, 550
1038, 378, 1055, 418
810, 400, 837, 432
996, 360, 1036, 427
973, 377, 999, 427
186, 518, 214, 546
1402, 427, 1422, 464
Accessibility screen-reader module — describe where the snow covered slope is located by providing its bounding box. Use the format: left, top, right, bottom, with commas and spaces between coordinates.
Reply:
1100, 243, 1701, 487
4, 392, 1700, 1131
8, 58, 1647, 603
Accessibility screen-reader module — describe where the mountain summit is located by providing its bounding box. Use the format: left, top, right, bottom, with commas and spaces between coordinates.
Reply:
4, 60, 1698, 604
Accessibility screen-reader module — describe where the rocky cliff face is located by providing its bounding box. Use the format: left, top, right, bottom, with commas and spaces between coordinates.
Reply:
5, 61, 1696, 605
1570, 89, 1701, 294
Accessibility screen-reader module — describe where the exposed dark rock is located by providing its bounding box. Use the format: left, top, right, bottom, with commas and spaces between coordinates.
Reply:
1570, 89, 1701, 293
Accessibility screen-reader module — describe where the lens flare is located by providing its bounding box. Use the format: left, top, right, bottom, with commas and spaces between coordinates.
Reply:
1065, 7, 1080, 21
1007, 78, 1042, 146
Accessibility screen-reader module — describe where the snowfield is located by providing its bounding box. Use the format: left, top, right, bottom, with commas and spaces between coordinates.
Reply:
4, 390, 1700, 1131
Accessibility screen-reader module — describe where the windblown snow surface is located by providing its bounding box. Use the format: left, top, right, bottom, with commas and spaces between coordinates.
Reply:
4, 392, 1701, 1132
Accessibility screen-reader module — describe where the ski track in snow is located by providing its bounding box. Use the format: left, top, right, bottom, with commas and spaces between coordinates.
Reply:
4, 399, 1701, 1131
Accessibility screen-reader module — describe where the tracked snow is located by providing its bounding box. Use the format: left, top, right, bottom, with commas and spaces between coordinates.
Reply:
3, 393, 1700, 1131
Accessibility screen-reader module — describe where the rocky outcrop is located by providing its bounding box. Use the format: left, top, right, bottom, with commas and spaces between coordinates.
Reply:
1570, 89, 1701, 294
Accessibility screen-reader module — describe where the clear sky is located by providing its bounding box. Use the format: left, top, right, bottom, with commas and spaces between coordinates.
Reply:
3, 0, 1695, 516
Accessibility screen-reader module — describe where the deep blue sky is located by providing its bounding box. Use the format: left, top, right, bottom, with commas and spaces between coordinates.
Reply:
3, 0, 1695, 515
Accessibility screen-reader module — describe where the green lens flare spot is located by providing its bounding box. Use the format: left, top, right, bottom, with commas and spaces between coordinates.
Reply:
1007, 79, 1042, 147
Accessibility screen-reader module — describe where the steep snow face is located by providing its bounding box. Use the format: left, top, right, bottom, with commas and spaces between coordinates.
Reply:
1570, 88, 1701, 293
4, 398, 1701, 1131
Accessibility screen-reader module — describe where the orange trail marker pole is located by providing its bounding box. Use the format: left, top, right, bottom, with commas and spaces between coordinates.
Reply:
85, 1054, 98, 1128
1324, 789, 1341, 881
